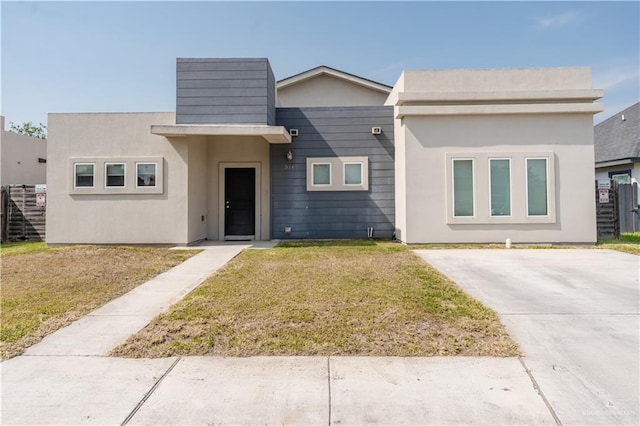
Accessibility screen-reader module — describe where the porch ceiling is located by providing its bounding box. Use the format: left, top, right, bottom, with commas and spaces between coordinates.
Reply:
150, 124, 291, 144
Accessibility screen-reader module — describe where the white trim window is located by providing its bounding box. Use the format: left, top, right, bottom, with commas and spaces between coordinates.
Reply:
312, 163, 332, 186
344, 162, 363, 186
452, 159, 474, 217
306, 157, 369, 191
136, 163, 157, 188
526, 158, 548, 216
489, 158, 511, 217
105, 163, 125, 188
74, 163, 95, 188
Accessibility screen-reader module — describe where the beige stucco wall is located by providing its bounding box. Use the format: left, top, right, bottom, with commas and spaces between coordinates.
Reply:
393, 115, 407, 242
399, 114, 597, 243
1, 120, 47, 185
47, 113, 273, 245
206, 136, 271, 240
277, 74, 388, 107
46, 112, 193, 245
391, 67, 601, 244
187, 135, 208, 243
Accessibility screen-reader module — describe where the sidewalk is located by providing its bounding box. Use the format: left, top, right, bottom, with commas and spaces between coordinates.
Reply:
1, 242, 557, 425
2, 356, 554, 425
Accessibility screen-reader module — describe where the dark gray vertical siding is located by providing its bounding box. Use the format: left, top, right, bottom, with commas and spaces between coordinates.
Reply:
266, 65, 276, 125
272, 107, 395, 239
176, 58, 275, 125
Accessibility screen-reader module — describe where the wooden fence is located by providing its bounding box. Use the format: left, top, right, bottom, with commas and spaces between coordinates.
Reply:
619, 182, 639, 233
0, 185, 46, 242
596, 180, 640, 239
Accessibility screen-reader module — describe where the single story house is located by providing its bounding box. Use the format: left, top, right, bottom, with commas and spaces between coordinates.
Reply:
46, 58, 603, 245
594, 102, 640, 188
1, 116, 47, 185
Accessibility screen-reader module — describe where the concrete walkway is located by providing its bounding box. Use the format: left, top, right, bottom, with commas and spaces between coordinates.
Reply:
25, 241, 276, 357
4, 245, 617, 425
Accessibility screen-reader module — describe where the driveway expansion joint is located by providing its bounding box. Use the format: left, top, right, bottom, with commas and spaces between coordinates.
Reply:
121, 356, 182, 425
519, 357, 563, 426
327, 356, 332, 426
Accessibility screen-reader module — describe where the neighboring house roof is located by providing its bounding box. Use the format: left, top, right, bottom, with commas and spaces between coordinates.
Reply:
594, 102, 640, 166
277, 65, 392, 94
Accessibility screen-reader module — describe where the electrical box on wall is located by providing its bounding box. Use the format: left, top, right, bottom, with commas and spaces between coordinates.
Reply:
371, 127, 382, 135
284, 226, 292, 233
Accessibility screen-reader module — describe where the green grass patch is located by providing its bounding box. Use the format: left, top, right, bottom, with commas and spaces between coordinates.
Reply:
112, 241, 518, 358
0, 241, 48, 256
0, 245, 197, 359
596, 232, 640, 255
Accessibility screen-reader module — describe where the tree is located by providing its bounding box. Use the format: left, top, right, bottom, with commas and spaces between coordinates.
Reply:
9, 121, 47, 139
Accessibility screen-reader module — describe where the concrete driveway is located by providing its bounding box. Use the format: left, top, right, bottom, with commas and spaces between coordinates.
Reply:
416, 249, 639, 426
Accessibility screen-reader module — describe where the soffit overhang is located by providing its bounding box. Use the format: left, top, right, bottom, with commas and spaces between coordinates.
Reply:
150, 124, 291, 144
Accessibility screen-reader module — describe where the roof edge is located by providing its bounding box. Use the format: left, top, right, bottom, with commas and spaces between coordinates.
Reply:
277, 65, 392, 93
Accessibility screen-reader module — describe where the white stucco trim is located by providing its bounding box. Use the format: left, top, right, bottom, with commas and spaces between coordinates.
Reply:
151, 124, 292, 144
306, 157, 369, 191
218, 162, 262, 241
68, 157, 164, 195
397, 103, 604, 118
395, 89, 603, 105
444, 152, 556, 225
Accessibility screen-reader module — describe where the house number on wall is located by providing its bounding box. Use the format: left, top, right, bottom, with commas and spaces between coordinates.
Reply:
284, 164, 295, 170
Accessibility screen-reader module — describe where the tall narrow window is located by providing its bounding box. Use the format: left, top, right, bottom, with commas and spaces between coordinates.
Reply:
75, 163, 95, 188
137, 163, 157, 187
312, 163, 331, 186
105, 163, 125, 187
453, 159, 474, 217
344, 162, 363, 185
527, 158, 548, 216
490, 159, 511, 216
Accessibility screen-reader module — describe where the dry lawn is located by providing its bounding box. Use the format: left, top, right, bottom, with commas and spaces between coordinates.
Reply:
1, 245, 196, 359
112, 241, 519, 358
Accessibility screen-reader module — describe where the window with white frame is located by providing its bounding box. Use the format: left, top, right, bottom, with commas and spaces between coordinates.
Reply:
489, 158, 511, 216
75, 163, 95, 188
526, 158, 548, 216
312, 163, 331, 186
344, 162, 363, 185
105, 163, 125, 187
306, 157, 369, 191
447, 152, 555, 224
452, 159, 474, 217
137, 163, 157, 187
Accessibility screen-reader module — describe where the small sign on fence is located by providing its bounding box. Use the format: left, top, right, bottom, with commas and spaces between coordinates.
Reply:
599, 189, 610, 203
35, 184, 46, 194
36, 193, 46, 207
597, 180, 611, 190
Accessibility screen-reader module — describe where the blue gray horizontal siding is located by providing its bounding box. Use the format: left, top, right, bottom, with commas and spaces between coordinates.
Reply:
272, 106, 395, 239
176, 58, 276, 125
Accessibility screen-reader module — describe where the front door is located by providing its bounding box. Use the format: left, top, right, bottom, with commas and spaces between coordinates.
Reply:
224, 168, 255, 238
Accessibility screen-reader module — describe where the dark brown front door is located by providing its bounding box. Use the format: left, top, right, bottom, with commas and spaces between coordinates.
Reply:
224, 168, 255, 237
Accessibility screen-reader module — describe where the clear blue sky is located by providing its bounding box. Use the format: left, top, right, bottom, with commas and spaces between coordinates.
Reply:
2, 1, 639, 127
